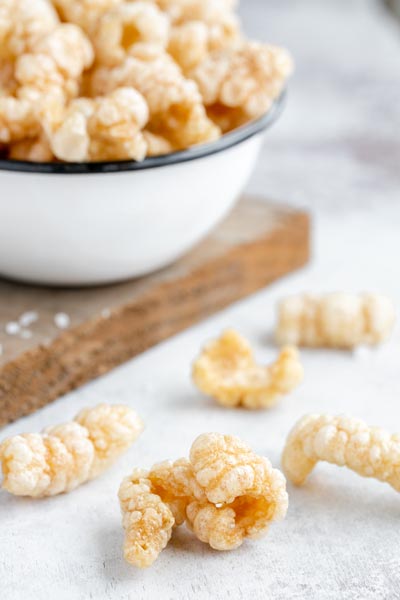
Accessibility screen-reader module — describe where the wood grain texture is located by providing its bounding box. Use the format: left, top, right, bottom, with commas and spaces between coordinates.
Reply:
0, 198, 310, 427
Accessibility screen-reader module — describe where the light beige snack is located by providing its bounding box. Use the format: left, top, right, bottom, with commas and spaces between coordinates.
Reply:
190, 41, 293, 131
168, 14, 241, 73
15, 23, 94, 104
192, 329, 303, 409
90, 45, 220, 149
155, 0, 238, 25
276, 293, 396, 349
186, 433, 288, 550
47, 87, 149, 162
282, 414, 400, 491
8, 133, 54, 161
119, 432, 288, 567
94, 2, 170, 67
51, 0, 124, 35
0, 403, 143, 497
0, 0, 59, 61
0, 96, 40, 143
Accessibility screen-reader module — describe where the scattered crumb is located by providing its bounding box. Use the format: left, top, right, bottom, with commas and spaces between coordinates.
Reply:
5, 321, 20, 336
101, 308, 111, 319
54, 312, 71, 330
19, 311, 39, 328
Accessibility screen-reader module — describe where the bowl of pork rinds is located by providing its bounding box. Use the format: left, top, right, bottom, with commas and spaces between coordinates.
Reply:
0, 0, 293, 286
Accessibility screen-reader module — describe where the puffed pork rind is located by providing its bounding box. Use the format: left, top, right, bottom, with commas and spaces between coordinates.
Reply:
187, 433, 288, 550
119, 468, 176, 568
276, 293, 396, 349
192, 329, 304, 409
0, 0, 59, 61
120, 432, 288, 565
282, 413, 400, 491
0, 403, 143, 497
47, 87, 149, 162
90, 45, 221, 150
94, 2, 170, 67
190, 41, 293, 131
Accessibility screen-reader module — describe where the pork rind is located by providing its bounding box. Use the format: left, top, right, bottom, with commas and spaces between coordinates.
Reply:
190, 41, 293, 131
119, 468, 176, 568
192, 329, 304, 409
15, 23, 94, 104
47, 87, 149, 162
187, 433, 288, 550
0, 403, 143, 497
51, 0, 124, 35
119, 432, 287, 566
155, 0, 238, 25
8, 133, 54, 162
0, 97, 40, 143
94, 2, 170, 67
168, 14, 241, 73
90, 45, 220, 149
276, 293, 396, 349
282, 414, 400, 492
0, 0, 59, 61
142, 129, 173, 156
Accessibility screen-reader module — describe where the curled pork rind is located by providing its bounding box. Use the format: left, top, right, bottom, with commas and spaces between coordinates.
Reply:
0, 403, 143, 497
187, 433, 288, 550
47, 87, 149, 162
0, 0, 59, 61
119, 468, 176, 569
192, 329, 304, 409
282, 414, 400, 492
276, 293, 396, 349
190, 41, 293, 131
120, 433, 287, 566
90, 45, 220, 149
94, 2, 170, 67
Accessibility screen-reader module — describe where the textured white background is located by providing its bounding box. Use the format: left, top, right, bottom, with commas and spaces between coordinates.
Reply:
1, 1, 400, 598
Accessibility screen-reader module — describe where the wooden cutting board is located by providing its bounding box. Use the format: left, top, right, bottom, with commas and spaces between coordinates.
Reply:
0, 197, 310, 427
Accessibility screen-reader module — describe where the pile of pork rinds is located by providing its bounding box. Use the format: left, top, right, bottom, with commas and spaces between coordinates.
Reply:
0, 0, 293, 163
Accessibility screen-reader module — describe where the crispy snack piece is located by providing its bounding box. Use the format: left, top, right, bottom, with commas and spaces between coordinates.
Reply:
15, 23, 94, 104
51, 0, 123, 35
0, 0, 59, 61
0, 403, 143, 497
90, 45, 220, 149
282, 414, 400, 491
142, 129, 173, 156
120, 433, 287, 566
47, 87, 149, 162
0, 96, 40, 143
8, 133, 54, 161
155, 0, 238, 25
94, 2, 170, 67
168, 14, 241, 73
276, 293, 396, 349
119, 468, 176, 569
190, 41, 293, 131
192, 329, 303, 409
187, 433, 288, 550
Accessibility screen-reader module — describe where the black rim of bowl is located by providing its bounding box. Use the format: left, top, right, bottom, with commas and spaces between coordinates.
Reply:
0, 91, 286, 175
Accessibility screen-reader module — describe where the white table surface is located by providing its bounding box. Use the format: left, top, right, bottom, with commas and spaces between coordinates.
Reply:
1, 1, 400, 599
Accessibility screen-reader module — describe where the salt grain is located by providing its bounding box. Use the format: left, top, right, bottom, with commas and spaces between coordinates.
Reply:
54, 313, 70, 330
19, 311, 38, 328
5, 321, 20, 335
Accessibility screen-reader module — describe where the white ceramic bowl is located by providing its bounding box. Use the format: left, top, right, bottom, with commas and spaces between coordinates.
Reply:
0, 97, 284, 286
